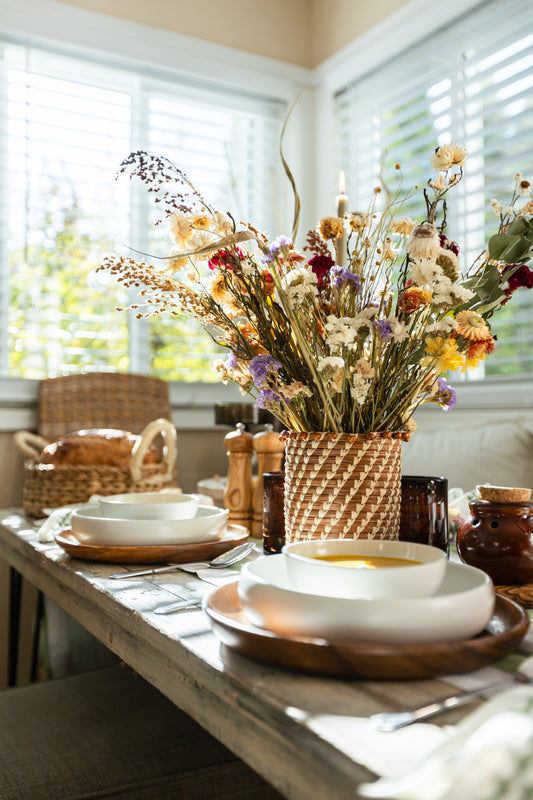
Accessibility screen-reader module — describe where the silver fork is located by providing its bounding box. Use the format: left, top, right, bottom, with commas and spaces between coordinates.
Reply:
370, 654, 533, 731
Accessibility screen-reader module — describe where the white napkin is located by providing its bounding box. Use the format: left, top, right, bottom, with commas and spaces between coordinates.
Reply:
358, 686, 533, 800
37, 502, 93, 542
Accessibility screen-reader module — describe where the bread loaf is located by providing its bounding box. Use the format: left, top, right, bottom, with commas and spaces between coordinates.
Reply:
40, 429, 160, 468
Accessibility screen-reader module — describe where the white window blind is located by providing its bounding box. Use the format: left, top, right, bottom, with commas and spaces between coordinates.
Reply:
334, 0, 533, 379
0, 36, 286, 381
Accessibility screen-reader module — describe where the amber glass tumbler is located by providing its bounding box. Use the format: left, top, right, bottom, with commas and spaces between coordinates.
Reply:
262, 471, 285, 555
399, 475, 449, 554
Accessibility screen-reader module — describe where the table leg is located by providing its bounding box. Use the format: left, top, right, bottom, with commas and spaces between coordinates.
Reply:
16, 579, 42, 686
0, 562, 43, 688
0, 558, 10, 688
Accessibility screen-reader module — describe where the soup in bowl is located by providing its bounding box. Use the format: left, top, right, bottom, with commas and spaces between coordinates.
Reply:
283, 538, 447, 599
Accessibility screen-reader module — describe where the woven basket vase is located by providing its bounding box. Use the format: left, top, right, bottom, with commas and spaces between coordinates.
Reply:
282, 431, 403, 542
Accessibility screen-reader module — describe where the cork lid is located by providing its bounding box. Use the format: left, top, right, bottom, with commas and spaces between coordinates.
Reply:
477, 484, 532, 503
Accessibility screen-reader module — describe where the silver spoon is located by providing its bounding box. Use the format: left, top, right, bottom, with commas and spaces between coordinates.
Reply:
108, 541, 255, 580
370, 654, 533, 731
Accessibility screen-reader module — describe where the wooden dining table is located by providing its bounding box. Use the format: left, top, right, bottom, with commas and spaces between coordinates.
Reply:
0, 509, 532, 800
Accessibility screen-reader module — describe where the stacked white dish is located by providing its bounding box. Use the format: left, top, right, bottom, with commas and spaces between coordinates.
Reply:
238, 539, 495, 644
70, 492, 228, 546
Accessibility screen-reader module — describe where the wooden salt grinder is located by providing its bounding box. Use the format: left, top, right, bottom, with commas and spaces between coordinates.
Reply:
252, 424, 286, 537
223, 423, 254, 531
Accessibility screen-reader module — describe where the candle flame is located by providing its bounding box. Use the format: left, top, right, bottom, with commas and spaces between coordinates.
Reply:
338, 170, 346, 195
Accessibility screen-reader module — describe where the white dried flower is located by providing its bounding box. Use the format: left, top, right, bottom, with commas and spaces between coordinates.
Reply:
213, 211, 233, 234
409, 259, 442, 286
426, 317, 458, 335
389, 216, 415, 235
388, 316, 410, 342
350, 374, 370, 404
169, 211, 193, 245
429, 174, 449, 191
430, 142, 467, 171
318, 356, 345, 371
406, 223, 441, 259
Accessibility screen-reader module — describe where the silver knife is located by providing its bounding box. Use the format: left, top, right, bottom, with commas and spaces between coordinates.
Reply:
153, 597, 202, 614
108, 541, 255, 579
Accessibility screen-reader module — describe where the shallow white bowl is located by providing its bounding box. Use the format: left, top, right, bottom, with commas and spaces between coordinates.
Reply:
98, 492, 198, 520
71, 504, 228, 546
283, 539, 447, 599
238, 555, 495, 643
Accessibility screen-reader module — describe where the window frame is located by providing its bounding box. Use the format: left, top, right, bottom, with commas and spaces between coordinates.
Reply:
312, 0, 533, 411
1, 0, 531, 424
0, 0, 314, 426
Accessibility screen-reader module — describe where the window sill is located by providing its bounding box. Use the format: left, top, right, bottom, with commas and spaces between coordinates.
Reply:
0, 377, 246, 432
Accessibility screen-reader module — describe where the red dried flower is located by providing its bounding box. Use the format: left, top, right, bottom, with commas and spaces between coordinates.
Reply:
439, 233, 460, 257
502, 263, 533, 304
468, 338, 496, 359
308, 254, 335, 289
208, 248, 244, 271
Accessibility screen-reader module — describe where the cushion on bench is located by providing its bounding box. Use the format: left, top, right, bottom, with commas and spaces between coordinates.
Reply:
0, 664, 284, 800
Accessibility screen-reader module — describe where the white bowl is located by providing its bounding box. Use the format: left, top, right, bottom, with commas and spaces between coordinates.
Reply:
71, 504, 228, 546
238, 555, 495, 643
98, 492, 198, 520
283, 539, 447, 599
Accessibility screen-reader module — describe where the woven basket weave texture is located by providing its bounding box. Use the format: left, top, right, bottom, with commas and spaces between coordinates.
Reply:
283, 431, 402, 542
20, 373, 177, 517
38, 372, 171, 440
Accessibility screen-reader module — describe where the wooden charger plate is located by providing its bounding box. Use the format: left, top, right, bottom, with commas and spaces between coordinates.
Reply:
205, 583, 530, 680
55, 525, 249, 564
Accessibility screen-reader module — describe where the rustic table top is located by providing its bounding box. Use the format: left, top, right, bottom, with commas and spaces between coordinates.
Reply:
0, 510, 531, 800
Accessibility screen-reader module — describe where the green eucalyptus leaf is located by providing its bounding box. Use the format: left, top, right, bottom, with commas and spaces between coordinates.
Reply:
476, 294, 506, 315
488, 232, 531, 262
507, 216, 530, 236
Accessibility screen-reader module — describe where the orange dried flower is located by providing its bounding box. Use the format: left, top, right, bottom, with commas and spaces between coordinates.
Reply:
399, 286, 432, 313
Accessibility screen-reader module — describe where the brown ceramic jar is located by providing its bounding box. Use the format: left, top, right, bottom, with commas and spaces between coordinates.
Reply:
457, 499, 533, 585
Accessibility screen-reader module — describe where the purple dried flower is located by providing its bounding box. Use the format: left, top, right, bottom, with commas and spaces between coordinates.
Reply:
270, 235, 293, 253
330, 266, 361, 292
256, 388, 281, 408
436, 377, 457, 411
374, 319, 393, 341
248, 354, 282, 389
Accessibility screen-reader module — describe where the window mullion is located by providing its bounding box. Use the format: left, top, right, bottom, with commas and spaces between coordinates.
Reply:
128, 82, 152, 376
0, 48, 9, 374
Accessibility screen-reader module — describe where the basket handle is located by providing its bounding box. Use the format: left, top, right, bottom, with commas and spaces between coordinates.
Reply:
130, 418, 177, 485
14, 431, 50, 459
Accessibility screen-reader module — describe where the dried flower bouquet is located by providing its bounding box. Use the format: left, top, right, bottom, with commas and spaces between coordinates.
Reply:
100, 145, 533, 435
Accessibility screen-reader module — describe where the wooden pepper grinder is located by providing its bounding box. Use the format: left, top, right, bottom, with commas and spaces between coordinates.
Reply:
223, 423, 254, 531
251, 424, 285, 537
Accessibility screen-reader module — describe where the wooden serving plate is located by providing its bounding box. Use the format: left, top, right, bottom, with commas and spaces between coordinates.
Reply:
55, 525, 249, 564
205, 583, 530, 680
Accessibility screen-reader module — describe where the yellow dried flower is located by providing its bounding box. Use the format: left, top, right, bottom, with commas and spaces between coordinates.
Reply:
423, 336, 464, 373
191, 214, 211, 230
455, 310, 491, 341
318, 216, 345, 240
436, 248, 461, 281
348, 212, 370, 232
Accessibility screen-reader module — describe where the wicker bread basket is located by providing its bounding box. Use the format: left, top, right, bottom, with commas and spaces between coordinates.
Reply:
15, 419, 177, 517
15, 418, 178, 518
14, 371, 180, 518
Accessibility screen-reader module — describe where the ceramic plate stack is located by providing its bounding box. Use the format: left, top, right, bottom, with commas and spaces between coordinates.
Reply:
204, 540, 530, 679
68, 493, 228, 547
